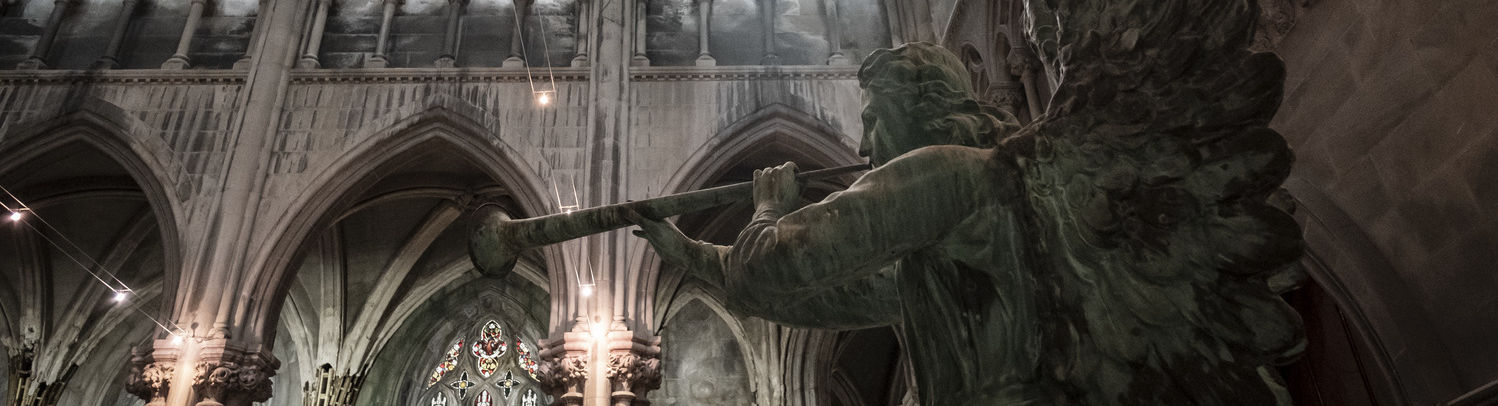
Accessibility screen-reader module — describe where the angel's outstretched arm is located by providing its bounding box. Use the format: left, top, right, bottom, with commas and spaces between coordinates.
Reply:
722, 146, 990, 299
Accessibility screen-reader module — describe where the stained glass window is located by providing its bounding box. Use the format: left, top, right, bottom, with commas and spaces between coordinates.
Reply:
515, 340, 539, 380
427, 338, 464, 387
471, 320, 507, 377
421, 319, 547, 405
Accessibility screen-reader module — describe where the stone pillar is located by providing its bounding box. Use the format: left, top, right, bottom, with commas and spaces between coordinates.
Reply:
759, 0, 776, 65
301, 366, 364, 406
502, 0, 532, 67
694, 0, 713, 66
16, 0, 72, 70
604, 329, 661, 406
1007, 46, 1045, 120
629, 0, 648, 66
435, 0, 467, 68
95, 0, 140, 69
161, 0, 208, 69
367, 0, 400, 68
297, 0, 332, 69
125, 347, 175, 406
570, 0, 589, 66
823, 0, 847, 65
536, 324, 592, 406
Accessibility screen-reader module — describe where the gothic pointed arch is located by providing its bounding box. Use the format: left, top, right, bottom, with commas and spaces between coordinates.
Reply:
628, 103, 863, 329
240, 105, 562, 348
0, 101, 182, 406
0, 101, 187, 284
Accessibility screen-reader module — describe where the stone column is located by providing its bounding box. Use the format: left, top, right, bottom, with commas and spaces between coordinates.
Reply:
536, 323, 592, 406
694, 0, 713, 66
297, 0, 333, 69
16, 0, 72, 70
570, 0, 589, 66
629, 0, 647, 66
94, 0, 139, 69
604, 329, 661, 406
824, 0, 847, 65
161, 0, 208, 69
1007, 46, 1045, 120
502, 0, 531, 67
435, 0, 467, 68
366, 0, 400, 68
759, 0, 776, 65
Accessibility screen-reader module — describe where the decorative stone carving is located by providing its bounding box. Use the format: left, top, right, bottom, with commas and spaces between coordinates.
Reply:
191, 357, 278, 406
125, 362, 175, 405
604, 352, 661, 396
1253, 0, 1303, 52
535, 355, 588, 395
126, 348, 173, 406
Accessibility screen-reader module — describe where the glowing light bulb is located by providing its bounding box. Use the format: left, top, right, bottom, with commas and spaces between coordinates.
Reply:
537, 93, 551, 105
170, 334, 185, 345
112, 290, 128, 303
579, 284, 594, 297
8, 211, 21, 221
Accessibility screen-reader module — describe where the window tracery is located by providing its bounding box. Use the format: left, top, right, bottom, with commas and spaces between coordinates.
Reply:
421, 319, 550, 405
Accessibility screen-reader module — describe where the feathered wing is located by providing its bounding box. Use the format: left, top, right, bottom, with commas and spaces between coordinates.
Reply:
1012, 0, 1304, 404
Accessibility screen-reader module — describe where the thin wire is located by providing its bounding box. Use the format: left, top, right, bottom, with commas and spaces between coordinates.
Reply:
512, 2, 538, 95
2, 191, 181, 336
537, 1, 558, 95
1, 185, 133, 289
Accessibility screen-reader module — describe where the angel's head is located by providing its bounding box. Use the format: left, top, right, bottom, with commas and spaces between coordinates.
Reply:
857, 42, 1016, 166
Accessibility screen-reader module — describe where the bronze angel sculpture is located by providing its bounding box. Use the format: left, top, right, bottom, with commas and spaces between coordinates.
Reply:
625, 0, 1306, 404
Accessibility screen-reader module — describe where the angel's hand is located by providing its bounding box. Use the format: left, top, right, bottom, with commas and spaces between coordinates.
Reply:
754, 162, 802, 215
626, 209, 714, 273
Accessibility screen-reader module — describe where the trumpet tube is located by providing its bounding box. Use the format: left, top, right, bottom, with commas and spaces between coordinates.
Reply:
469, 163, 871, 276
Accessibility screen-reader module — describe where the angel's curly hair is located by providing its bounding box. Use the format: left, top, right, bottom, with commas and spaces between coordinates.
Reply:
857, 42, 1020, 149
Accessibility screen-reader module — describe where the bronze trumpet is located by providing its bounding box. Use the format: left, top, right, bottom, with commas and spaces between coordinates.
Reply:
468, 163, 871, 276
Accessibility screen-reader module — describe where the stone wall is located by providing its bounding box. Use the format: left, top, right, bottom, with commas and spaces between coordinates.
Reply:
1270, 0, 1498, 402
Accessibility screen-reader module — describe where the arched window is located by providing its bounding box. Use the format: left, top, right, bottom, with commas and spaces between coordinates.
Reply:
421, 319, 550, 406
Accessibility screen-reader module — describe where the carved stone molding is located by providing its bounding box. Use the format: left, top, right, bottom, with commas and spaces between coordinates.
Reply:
191, 358, 277, 406
125, 362, 175, 405
125, 348, 173, 406
536, 355, 588, 405
604, 352, 661, 396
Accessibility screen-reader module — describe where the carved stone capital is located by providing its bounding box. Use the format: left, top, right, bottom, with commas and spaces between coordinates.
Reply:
125, 362, 175, 403
1005, 46, 1041, 77
125, 348, 173, 406
605, 352, 661, 396
191, 360, 274, 405
986, 81, 1027, 113
536, 355, 588, 391
189, 351, 279, 406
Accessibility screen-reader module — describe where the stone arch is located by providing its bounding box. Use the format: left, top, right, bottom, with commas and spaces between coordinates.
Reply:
653, 293, 758, 405
1283, 177, 1464, 403
239, 105, 561, 350
0, 103, 183, 405
627, 103, 862, 329
0, 103, 187, 290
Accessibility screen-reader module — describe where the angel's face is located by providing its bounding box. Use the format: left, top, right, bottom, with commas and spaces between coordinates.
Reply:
859, 89, 919, 167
